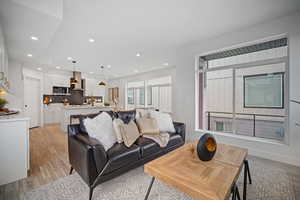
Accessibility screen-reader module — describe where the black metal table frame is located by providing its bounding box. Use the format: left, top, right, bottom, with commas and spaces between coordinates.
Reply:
144, 160, 252, 200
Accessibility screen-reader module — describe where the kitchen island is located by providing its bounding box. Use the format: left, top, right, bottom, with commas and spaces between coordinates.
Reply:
60, 104, 113, 132
0, 113, 30, 185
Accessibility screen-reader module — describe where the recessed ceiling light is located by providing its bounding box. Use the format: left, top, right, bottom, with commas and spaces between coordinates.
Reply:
163, 62, 169, 66
67, 57, 72, 60
107, 65, 111, 68
37, 67, 42, 71
89, 38, 95, 43
56, 66, 61, 69
31, 36, 39, 41
134, 69, 139, 73
89, 72, 94, 74
136, 53, 141, 57
27, 54, 33, 57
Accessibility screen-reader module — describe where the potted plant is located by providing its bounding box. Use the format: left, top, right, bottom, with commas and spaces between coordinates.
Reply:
0, 97, 8, 110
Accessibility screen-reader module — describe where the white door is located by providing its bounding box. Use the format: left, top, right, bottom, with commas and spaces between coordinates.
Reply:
24, 77, 41, 128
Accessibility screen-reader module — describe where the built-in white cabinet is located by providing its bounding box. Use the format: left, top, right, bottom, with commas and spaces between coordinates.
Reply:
0, 117, 30, 185
43, 104, 63, 125
85, 78, 96, 96
44, 74, 71, 94
85, 78, 105, 97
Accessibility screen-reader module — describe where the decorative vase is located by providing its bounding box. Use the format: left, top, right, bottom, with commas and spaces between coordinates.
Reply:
196, 133, 217, 161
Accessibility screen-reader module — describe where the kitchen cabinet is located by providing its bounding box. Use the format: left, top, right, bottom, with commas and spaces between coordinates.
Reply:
93, 85, 105, 97
43, 103, 63, 125
85, 78, 96, 96
85, 78, 105, 97
50, 74, 70, 87
44, 74, 71, 94
0, 116, 30, 185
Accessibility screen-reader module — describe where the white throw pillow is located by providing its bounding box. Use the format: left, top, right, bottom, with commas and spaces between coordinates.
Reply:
135, 109, 150, 119
149, 111, 175, 133
83, 112, 117, 151
113, 118, 124, 143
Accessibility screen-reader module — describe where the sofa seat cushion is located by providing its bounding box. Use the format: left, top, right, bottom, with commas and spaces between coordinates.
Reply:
166, 134, 183, 147
104, 143, 141, 174
136, 133, 183, 158
135, 137, 160, 158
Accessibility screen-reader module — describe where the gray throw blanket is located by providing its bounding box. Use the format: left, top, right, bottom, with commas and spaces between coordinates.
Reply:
143, 132, 170, 147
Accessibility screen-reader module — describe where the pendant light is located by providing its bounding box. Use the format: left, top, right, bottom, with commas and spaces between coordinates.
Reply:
70, 60, 78, 85
98, 66, 107, 86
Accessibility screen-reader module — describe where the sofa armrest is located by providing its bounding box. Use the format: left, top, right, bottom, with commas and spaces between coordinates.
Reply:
173, 122, 186, 142
68, 125, 108, 186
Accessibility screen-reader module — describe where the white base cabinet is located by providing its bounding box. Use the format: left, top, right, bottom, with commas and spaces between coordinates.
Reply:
0, 116, 30, 186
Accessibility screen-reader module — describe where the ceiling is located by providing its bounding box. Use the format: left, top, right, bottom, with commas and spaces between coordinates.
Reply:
0, 0, 300, 78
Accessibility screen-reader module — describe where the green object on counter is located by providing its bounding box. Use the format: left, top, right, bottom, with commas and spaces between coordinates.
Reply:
0, 98, 8, 109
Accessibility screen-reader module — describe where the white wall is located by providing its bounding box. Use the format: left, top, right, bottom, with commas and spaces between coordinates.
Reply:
107, 67, 176, 111
6, 60, 24, 110
174, 12, 300, 166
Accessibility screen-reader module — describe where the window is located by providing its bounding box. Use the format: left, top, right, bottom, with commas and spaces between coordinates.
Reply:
138, 87, 145, 105
244, 73, 284, 108
127, 88, 134, 105
126, 76, 172, 112
197, 37, 288, 141
216, 121, 224, 132
147, 76, 172, 112
147, 86, 152, 105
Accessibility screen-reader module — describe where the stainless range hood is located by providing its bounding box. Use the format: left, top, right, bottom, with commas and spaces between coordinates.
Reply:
71, 71, 83, 90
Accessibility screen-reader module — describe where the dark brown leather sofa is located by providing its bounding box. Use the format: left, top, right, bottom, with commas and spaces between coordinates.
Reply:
68, 110, 186, 200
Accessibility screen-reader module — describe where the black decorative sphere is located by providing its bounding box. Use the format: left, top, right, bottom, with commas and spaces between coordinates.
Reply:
196, 133, 217, 161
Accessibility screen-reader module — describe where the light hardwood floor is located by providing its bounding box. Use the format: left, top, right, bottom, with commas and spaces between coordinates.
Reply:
0, 124, 70, 200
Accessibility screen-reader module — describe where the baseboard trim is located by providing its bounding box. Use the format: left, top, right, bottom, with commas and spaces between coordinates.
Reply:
247, 148, 300, 167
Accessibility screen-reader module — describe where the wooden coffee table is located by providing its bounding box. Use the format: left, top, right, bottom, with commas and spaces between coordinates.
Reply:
144, 141, 252, 200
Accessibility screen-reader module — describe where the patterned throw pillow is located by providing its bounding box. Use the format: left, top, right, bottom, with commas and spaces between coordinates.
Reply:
136, 117, 160, 135
119, 120, 140, 147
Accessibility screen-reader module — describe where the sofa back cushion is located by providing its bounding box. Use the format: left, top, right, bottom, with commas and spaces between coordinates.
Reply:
112, 118, 124, 143
119, 120, 140, 147
136, 117, 160, 135
79, 111, 116, 133
149, 111, 175, 133
117, 110, 136, 124
83, 112, 117, 151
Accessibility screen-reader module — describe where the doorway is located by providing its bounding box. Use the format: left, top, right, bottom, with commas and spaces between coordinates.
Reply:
24, 77, 41, 128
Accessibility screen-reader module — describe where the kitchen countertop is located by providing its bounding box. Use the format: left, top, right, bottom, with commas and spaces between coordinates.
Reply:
0, 112, 30, 122
63, 104, 113, 110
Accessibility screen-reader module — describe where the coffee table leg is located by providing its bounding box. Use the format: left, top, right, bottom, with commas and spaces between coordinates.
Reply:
245, 160, 252, 184
231, 184, 236, 200
235, 185, 241, 200
231, 183, 241, 200
144, 177, 155, 200
243, 160, 252, 200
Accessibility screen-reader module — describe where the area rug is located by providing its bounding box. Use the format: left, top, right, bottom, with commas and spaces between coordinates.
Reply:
24, 156, 298, 200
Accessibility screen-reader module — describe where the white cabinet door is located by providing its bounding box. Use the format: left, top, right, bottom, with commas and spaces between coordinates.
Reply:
94, 86, 105, 97
43, 104, 63, 125
44, 75, 53, 94
85, 78, 96, 96
51, 74, 70, 87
